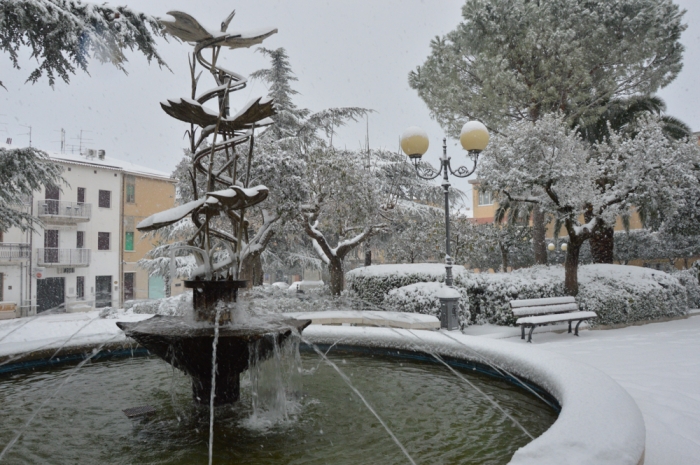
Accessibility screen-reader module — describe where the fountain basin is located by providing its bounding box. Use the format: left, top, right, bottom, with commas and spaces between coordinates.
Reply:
302, 325, 646, 465
116, 315, 311, 405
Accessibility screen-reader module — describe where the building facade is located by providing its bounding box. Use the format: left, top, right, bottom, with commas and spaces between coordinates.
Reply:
0, 146, 177, 317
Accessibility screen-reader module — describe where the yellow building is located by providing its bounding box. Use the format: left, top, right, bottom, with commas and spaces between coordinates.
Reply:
120, 169, 184, 302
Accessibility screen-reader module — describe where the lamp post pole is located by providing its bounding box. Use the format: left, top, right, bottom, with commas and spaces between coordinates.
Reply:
439, 138, 454, 287
400, 122, 490, 330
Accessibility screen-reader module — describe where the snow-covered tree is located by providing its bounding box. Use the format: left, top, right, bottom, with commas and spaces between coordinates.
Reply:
300, 146, 389, 295
1, 0, 167, 87
409, 0, 686, 264
479, 113, 700, 294
385, 210, 443, 264
577, 95, 692, 263
409, 0, 685, 133
0, 146, 64, 231
451, 214, 532, 272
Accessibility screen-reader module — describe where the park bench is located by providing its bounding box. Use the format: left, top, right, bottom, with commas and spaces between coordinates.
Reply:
510, 296, 597, 343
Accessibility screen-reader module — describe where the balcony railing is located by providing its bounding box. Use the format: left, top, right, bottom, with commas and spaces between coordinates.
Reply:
37, 200, 91, 223
36, 248, 90, 267
0, 243, 30, 261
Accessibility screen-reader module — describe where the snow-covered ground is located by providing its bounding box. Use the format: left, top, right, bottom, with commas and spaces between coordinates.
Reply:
1, 311, 698, 464
535, 315, 700, 465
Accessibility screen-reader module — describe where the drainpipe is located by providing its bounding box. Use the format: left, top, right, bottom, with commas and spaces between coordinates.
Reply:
119, 172, 125, 309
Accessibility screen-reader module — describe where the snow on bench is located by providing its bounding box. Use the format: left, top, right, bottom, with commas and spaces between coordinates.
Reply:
510, 296, 597, 342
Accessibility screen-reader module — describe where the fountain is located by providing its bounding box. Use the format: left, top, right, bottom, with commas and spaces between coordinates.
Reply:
116, 9, 310, 406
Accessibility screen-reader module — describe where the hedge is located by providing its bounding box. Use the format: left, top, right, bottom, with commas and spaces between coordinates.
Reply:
348, 263, 690, 327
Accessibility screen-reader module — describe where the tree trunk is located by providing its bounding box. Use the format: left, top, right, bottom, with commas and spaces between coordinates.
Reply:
500, 244, 509, 272
532, 206, 547, 264
564, 237, 583, 296
240, 252, 264, 288
589, 223, 614, 264
328, 257, 345, 296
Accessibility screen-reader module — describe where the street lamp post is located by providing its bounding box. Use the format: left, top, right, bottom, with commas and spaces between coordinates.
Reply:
400, 122, 490, 329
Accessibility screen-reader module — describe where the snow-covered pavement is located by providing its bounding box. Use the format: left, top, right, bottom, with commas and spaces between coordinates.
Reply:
535, 316, 700, 465
1, 311, 699, 463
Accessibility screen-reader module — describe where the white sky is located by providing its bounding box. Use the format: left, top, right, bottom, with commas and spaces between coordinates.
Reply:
2, 0, 698, 203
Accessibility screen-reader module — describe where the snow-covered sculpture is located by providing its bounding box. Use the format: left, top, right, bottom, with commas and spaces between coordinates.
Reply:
137, 10, 278, 319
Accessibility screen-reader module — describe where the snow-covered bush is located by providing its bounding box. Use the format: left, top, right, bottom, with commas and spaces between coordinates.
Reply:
124, 293, 193, 316
383, 282, 470, 328
456, 268, 565, 326
346, 264, 467, 305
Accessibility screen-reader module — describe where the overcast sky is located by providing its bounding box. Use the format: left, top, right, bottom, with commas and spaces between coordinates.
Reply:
2, 0, 698, 202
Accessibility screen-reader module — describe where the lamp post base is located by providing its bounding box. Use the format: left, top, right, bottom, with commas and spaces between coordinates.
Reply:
439, 295, 460, 330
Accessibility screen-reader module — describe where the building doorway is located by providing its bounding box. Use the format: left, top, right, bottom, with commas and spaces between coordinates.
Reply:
148, 275, 165, 299
123, 272, 135, 302
37, 277, 65, 313
95, 276, 112, 308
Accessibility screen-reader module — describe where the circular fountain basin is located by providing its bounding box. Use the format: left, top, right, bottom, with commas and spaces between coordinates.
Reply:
0, 315, 647, 465
0, 349, 556, 464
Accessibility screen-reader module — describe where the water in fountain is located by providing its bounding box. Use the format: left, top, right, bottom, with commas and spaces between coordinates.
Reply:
0, 346, 557, 464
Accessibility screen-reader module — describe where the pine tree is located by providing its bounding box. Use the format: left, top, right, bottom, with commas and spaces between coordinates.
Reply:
0, 146, 64, 232
1, 0, 167, 88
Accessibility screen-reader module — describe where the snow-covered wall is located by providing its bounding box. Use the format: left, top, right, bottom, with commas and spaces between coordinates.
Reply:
304, 325, 646, 465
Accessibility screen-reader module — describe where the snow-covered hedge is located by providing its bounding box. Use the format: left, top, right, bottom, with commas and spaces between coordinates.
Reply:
347, 264, 467, 305
123, 293, 193, 316
383, 282, 470, 328
670, 268, 700, 309
350, 263, 689, 327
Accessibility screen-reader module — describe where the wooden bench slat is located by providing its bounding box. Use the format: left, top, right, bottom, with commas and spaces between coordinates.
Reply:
510, 296, 576, 308
512, 303, 579, 316
516, 311, 597, 326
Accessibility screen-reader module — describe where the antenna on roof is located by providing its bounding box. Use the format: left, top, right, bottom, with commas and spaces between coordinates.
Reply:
53, 128, 66, 153
71, 129, 93, 155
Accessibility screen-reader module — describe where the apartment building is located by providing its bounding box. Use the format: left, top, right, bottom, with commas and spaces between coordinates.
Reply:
0, 145, 177, 317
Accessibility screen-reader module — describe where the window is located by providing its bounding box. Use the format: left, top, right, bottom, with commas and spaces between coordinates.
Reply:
77, 187, 85, 204
76, 231, 84, 249
126, 175, 136, 203
98, 232, 110, 250
45, 185, 59, 214
478, 190, 493, 206
98, 190, 111, 208
76, 276, 84, 299
0, 273, 3, 301
125, 232, 134, 251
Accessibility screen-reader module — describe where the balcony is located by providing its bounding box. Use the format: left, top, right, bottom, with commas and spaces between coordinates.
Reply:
37, 200, 91, 224
36, 248, 90, 267
0, 243, 31, 262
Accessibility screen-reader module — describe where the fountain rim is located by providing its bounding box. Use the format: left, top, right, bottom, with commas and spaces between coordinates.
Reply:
0, 324, 645, 465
